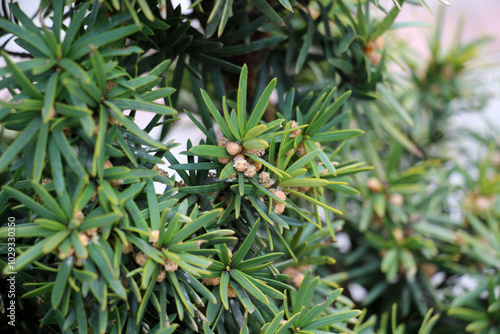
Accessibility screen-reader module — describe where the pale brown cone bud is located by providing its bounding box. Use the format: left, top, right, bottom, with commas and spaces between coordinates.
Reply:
475, 196, 492, 213
175, 180, 187, 188
122, 242, 133, 254
289, 120, 302, 138
63, 127, 73, 137
259, 171, 270, 184
455, 230, 466, 246
164, 260, 178, 272
218, 157, 231, 164
491, 151, 500, 166
244, 164, 257, 178
105, 81, 117, 92
282, 267, 304, 287
297, 143, 307, 157
78, 233, 90, 246
282, 267, 295, 276
369, 52, 382, 65
233, 154, 245, 162
84, 228, 98, 237
74, 256, 84, 267
59, 246, 75, 260
243, 148, 265, 157
367, 177, 383, 193
104, 161, 123, 188
374, 37, 385, 49
275, 190, 287, 201
134, 252, 149, 267
149, 230, 159, 247
226, 142, 242, 156
298, 187, 311, 193
89, 191, 98, 202
251, 160, 263, 171
364, 41, 375, 54
153, 165, 169, 178
202, 277, 221, 286
420, 263, 438, 279
110, 179, 123, 189
393, 228, 404, 243
108, 114, 122, 127
74, 211, 85, 224
292, 273, 305, 287
389, 193, 404, 207
234, 158, 248, 172
218, 137, 230, 147
227, 286, 237, 298
259, 171, 274, 188
273, 203, 286, 215
157, 270, 167, 282
41, 177, 52, 186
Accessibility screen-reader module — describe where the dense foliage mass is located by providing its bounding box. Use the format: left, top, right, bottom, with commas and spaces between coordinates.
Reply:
0, 0, 498, 333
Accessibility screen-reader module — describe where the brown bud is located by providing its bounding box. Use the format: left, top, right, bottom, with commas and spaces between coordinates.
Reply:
122, 242, 133, 254
74, 256, 84, 267
259, 171, 270, 184
164, 260, 178, 272
289, 120, 302, 138
153, 165, 169, 178
234, 158, 248, 172
218, 157, 231, 164
149, 230, 159, 247
298, 187, 311, 193
175, 180, 187, 188
420, 263, 438, 279
282, 267, 304, 287
41, 177, 52, 186
491, 151, 500, 166
367, 177, 383, 193
58, 246, 75, 260
108, 114, 121, 127
134, 252, 149, 267
157, 270, 167, 282
389, 193, 404, 207
217, 137, 230, 147
227, 286, 237, 298
364, 41, 375, 54
89, 191, 98, 202
275, 190, 287, 201
373, 37, 385, 49
475, 196, 492, 213
226, 142, 242, 156
393, 228, 404, 243
273, 203, 286, 215
244, 164, 257, 178
369, 52, 382, 65
243, 148, 266, 157
84, 227, 98, 237
63, 127, 73, 137
78, 233, 90, 246
297, 143, 307, 157
251, 160, 263, 171
202, 277, 221, 286
110, 179, 123, 189
74, 211, 85, 224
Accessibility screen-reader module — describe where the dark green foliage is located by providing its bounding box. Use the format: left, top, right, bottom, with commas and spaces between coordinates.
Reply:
0, 0, 498, 333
